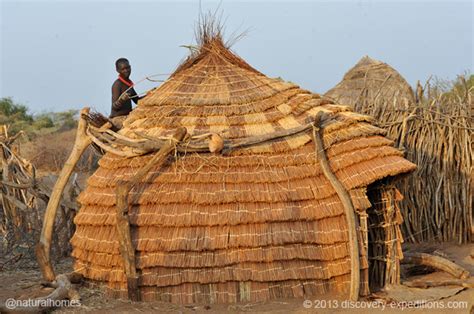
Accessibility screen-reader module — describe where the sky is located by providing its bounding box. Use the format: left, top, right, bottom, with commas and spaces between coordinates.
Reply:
0, 0, 472, 115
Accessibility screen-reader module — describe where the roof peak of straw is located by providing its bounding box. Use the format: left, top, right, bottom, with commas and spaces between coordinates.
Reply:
171, 15, 261, 77
355, 55, 382, 67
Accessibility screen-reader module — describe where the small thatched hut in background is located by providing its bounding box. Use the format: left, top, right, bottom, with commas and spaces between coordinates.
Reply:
325, 56, 472, 244
70, 32, 416, 303
325, 56, 415, 114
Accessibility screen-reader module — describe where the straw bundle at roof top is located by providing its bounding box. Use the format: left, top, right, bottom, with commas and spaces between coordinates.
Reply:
70, 25, 416, 303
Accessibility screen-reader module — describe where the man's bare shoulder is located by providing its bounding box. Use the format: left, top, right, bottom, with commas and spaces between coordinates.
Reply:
112, 79, 122, 88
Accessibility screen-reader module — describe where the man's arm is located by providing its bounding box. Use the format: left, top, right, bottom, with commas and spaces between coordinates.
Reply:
130, 87, 140, 105
112, 81, 129, 110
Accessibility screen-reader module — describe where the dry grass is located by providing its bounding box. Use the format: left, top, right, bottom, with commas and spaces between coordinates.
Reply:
21, 129, 99, 174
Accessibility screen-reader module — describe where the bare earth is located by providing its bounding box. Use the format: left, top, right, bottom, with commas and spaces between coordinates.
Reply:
1, 242, 472, 313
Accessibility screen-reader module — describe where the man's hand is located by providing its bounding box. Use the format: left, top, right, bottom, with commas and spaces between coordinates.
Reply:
119, 93, 131, 102
112, 93, 131, 110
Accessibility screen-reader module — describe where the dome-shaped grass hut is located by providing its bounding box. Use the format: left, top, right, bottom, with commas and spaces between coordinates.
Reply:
325, 56, 415, 112
70, 32, 416, 304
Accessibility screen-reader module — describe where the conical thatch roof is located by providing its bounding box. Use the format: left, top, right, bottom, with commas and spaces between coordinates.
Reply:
325, 56, 415, 109
71, 34, 416, 303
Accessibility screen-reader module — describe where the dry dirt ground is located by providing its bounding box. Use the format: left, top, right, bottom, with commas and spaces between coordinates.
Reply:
0, 242, 472, 313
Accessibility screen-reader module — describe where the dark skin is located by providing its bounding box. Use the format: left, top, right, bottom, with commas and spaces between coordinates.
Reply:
110, 61, 140, 118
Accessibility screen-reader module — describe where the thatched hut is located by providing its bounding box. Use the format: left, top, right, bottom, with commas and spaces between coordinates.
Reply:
325, 56, 415, 112
70, 33, 416, 303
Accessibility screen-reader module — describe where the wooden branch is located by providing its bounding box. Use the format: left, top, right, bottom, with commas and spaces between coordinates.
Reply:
398, 108, 417, 149
37, 273, 82, 298
0, 179, 33, 189
95, 131, 143, 149
86, 128, 142, 157
1, 192, 29, 211
36, 108, 93, 281
14, 273, 83, 313
5, 130, 25, 146
115, 127, 187, 301
89, 112, 348, 161
402, 252, 470, 279
91, 129, 141, 151
372, 74, 392, 101
226, 122, 313, 151
311, 111, 360, 301
134, 121, 316, 155
403, 279, 474, 289
88, 124, 147, 143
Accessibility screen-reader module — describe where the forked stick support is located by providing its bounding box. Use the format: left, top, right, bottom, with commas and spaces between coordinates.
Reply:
115, 127, 187, 301
36, 108, 93, 281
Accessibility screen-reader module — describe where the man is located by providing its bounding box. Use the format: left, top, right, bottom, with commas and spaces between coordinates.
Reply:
110, 58, 140, 128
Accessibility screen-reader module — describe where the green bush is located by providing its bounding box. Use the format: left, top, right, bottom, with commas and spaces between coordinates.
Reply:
0, 97, 32, 121
32, 114, 55, 129
0, 97, 78, 136
52, 110, 78, 131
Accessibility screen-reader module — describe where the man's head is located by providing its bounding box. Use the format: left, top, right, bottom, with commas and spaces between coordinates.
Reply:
115, 58, 131, 79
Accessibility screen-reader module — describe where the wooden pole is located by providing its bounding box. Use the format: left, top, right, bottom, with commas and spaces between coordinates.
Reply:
0, 272, 83, 313
97, 119, 317, 157
402, 252, 470, 279
403, 279, 474, 289
36, 108, 93, 281
115, 127, 187, 301
311, 112, 360, 301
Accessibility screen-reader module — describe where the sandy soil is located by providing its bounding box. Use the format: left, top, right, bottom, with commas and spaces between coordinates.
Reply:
1, 242, 472, 313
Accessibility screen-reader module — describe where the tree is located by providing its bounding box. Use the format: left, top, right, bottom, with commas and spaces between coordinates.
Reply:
33, 114, 55, 129
53, 110, 78, 131
0, 97, 34, 135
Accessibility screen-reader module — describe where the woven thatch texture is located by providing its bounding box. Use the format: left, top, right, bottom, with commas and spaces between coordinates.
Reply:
325, 56, 415, 112
71, 37, 416, 303
325, 58, 472, 244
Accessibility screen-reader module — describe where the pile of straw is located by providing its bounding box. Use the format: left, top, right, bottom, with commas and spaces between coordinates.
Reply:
326, 57, 472, 244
